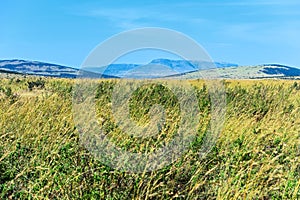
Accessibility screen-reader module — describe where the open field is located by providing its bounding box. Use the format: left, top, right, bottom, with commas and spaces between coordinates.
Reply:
0, 77, 300, 199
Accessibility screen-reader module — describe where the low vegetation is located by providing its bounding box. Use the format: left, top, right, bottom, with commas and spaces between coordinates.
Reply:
0, 77, 299, 199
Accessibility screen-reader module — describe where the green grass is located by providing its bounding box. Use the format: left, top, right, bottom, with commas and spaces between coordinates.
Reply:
0, 77, 299, 199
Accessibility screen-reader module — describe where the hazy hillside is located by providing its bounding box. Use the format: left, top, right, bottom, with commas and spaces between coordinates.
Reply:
0, 59, 119, 79
1, 59, 300, 80
84, 59, 238, 78
0, 59, 79, 78
175, 64, 300, 79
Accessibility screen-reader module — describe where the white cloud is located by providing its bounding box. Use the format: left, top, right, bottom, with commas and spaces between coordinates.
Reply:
73, 6, 208, 30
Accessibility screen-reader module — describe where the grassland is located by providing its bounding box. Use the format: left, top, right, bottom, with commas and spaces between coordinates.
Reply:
0, 77, 300, 199
176, 65, 300, 80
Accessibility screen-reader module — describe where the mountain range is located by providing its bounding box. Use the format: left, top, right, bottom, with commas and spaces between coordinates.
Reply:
1, 59, 300, 79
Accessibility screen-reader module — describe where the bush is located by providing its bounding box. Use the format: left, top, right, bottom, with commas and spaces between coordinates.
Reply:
5, 87, 12, 97
27, 79, 45, 91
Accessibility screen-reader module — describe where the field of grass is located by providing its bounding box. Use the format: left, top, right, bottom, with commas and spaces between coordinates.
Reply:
0, 77, 300, 199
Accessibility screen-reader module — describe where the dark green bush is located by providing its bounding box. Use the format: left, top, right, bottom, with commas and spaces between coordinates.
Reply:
27, 79, 45, 91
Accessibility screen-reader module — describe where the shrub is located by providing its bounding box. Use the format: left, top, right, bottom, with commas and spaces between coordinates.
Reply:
27, 79, 45, 91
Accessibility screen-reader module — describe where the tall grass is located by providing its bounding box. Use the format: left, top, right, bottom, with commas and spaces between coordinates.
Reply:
0, 77, 299, 199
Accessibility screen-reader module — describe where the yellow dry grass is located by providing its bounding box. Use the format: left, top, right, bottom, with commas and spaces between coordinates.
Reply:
0, 77, 299, 199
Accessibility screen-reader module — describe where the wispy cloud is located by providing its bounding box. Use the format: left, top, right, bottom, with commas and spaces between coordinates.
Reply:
87, 8, 150, 29
219, 20, 300, 47
172, 0, 300, 7
72, 5, 207, 30
219, 0, 300, 6
87, 8, 146, 22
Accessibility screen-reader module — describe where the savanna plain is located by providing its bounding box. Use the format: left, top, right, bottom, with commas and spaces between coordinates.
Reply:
0, 77, 300, 199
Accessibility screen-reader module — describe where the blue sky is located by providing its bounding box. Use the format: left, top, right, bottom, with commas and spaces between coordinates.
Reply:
1, 0, 300, 67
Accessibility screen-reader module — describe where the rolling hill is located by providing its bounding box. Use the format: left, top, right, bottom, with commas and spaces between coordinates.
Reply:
1, 59, 300, 79
0, 59, 118, 78
174, 64, 300, 79
84, 59, 238, 78
0, 59, 80, 78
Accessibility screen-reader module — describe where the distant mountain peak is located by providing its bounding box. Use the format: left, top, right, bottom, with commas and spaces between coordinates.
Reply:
80, 59, 239, 78
6, 58, 299, 80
